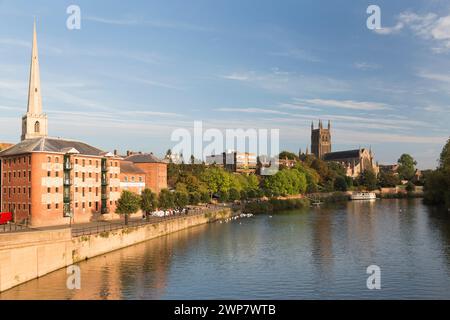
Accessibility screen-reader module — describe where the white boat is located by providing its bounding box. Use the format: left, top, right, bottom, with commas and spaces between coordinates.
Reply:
350, 192, 376, 200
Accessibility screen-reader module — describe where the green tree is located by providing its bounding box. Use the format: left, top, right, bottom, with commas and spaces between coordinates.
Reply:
158, 189, 175, 210
140, 189, 158, 219
424, 138, 450, 207
189, 192, 201, 205
439, 137, 450, 170
200, 167, 231, 197
334, 176, 348, 192
397, 154, 417, 181
378, 171, 400, 188
358, 170, 377, 191
116, 190, 141, 225
174, 191, 189, 209
228, 188, 240, 202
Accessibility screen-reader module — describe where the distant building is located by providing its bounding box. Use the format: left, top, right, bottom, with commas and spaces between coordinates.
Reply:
323, 148, 379, 178
379, 164, 399, 175
119, 160, 146, 194
124, 152, 168, 194
310, 120, 379, 178
311, 120, 331, 159
206, 151, 257, 174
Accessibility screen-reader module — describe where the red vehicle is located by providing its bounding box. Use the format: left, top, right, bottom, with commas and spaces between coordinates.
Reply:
0, 212, 13, 225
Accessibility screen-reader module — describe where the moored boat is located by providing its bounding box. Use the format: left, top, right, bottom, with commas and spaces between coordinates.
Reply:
350, 192, 376, 200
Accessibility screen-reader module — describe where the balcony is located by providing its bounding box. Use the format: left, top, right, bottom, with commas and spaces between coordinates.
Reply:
101, 207, 110, 214
101, 194, 109, 200
63, 178, 72, 186
101, 179, 108, 186
64, 162, 72, 170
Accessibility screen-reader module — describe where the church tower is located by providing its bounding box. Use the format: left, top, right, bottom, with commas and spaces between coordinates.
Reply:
21, 21, 48, 141
311, 120, 331, 159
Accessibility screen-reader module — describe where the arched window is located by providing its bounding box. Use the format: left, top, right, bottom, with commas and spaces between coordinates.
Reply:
34, 121, 40, 133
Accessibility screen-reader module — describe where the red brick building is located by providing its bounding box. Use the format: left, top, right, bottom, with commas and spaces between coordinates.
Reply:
0, 22, 167, 227
124, 153, 168, 194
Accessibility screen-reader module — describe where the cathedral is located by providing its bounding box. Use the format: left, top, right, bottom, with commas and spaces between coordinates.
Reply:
310, 120, 379, 178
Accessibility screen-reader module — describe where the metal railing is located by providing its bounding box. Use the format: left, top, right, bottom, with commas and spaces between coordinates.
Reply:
0, 223, 28, 233
71, 208, 218, 237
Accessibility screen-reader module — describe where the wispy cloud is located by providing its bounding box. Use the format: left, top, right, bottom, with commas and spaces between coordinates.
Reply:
84, 15, 211, 32
220, 69, 349, 95
215, 107, 290, 115
300, 98, 391, 111
353, 62, 380, 71
269, 48, 320, 62
375, 11, 450, 52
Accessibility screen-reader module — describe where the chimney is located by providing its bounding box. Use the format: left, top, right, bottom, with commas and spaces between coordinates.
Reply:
114, 149, 118, 156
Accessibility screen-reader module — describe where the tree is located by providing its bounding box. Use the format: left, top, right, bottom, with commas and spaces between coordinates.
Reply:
334, 176, 348, 192
200, 167, 231, 198
174, 191, 189, 209
424, 138, 450, 207
158, 189, 175, 210
140, 189, 158, 219
439, 137, 450, 170
228, 188, 240, 202
405, 181, 415, 193
116, 190, 141, 225
189, 192, 201, 205
358, 170, 377, 191
378, 171, 400, 188
397, 154, 417, 181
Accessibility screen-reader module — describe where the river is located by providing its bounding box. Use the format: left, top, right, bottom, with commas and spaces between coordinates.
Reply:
1, 199, 450, 299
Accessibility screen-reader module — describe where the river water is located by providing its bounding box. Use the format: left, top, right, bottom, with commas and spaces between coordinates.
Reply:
1, 199, 450, 300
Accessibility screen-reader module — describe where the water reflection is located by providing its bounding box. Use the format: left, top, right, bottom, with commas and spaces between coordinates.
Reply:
1, 199, 450, 299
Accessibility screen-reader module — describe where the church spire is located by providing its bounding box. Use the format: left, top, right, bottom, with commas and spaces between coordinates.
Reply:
21, 20, 48, 141
27, 19, 42, 114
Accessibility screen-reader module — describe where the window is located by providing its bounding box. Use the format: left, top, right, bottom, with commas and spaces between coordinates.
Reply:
47, 188, 51, 193
82, 173, 85, 182
47, 156, 51, 163
55, 157, 59, 163
47, 171, 51, 177
47, 204, 51, 210
82, 202, 85, 209
55, 187, 59, 193
55, 171, 59, 177
55, 203, 59, 209
82, 159, 85, 167
34, 121, 40, 133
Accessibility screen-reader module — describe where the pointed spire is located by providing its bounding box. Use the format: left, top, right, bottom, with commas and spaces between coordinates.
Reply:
27, 19, 42, 114
328, 120, 331, 130
21, 20, 48, 141
319, 119, 323, 129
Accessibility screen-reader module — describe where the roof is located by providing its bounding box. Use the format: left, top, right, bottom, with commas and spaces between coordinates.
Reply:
323, 149, 364, 161
120, 160, 146, 175
0, 137, 104, 157
125, 153, 164, 164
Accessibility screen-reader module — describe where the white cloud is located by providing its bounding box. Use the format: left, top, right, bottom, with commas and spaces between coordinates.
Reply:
375, 11, 450, 52
301, 98, 391, 111
353, 62, 380, 71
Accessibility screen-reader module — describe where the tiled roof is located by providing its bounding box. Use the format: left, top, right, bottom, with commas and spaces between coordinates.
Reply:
323, 149, 363, 161
125, 153, 163, 163
120, 160, 146, 174
0, 137, 104, 157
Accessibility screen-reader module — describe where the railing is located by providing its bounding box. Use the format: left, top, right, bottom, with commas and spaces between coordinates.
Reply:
0, 223, 28, 233
71, 209, 219, 237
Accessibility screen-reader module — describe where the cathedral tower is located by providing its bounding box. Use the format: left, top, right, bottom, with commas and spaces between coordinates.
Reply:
311, 120, 331, 159
21, 21, 48, 141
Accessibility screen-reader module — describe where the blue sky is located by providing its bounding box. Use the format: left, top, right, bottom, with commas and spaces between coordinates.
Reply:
0, 0, 449, 168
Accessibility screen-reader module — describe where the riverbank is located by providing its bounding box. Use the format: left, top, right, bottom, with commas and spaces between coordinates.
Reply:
0, 208, 232, 293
